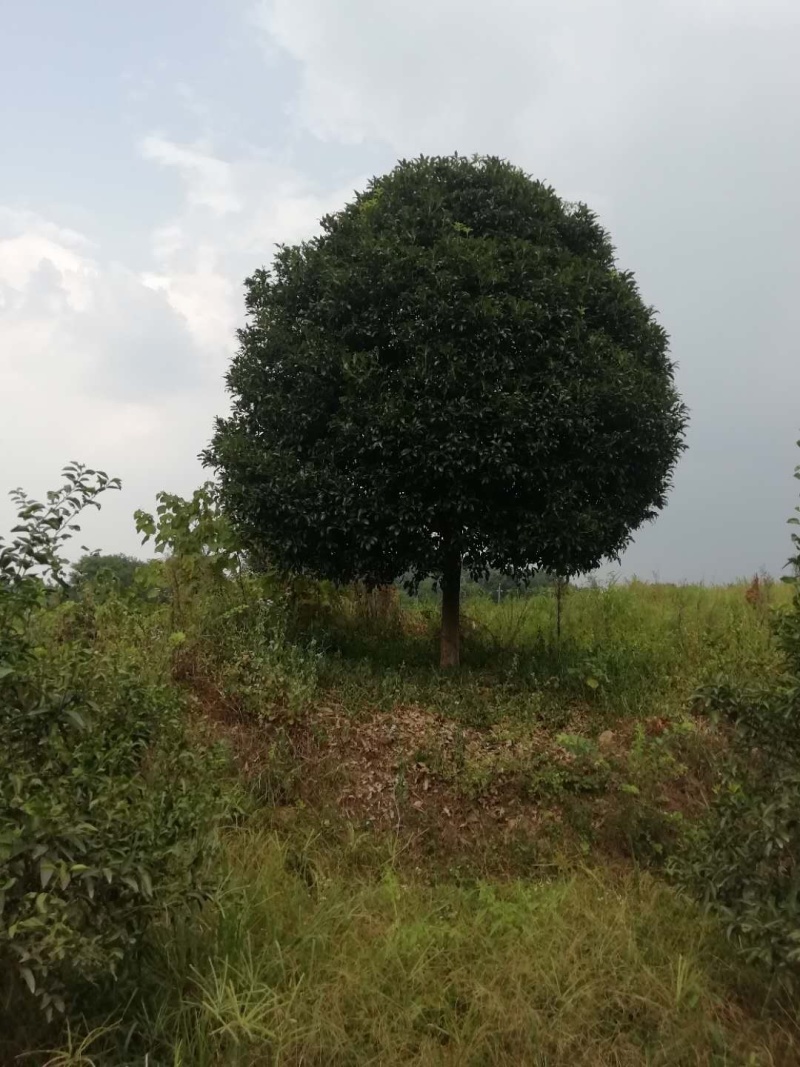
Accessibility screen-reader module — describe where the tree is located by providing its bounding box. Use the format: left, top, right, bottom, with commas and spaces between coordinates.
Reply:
70, 552, 144, 596
134, 483, 247, 625
206, 155, 686, 667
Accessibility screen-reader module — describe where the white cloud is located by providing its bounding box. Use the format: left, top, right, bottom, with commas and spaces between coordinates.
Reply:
1, 142, 364, 560
138, 141, 362, 373
256, 0, 800, 174
141, 134, 243, 215
256, 0, 703, 157
0, 205, 212, 556
143, 255, 237, 359
0, 212, 201, 402
0, 209, 97, 312
258, 0, 549, 148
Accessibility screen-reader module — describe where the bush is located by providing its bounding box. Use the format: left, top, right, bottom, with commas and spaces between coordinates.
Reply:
672, 445, 800, 975
211, 599, 321, 723
69, 552, 145, 601
0, 466, 233, 1024
0, 650, 230, 1017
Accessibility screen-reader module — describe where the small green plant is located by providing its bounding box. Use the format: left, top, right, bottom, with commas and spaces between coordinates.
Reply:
775, 443, 800, 674
135, 482, 246, 627
1, 464, 120, 666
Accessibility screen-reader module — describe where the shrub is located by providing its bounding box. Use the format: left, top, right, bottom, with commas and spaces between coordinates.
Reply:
0, 466, 233, 1023
0, 650, 230, 1017
213, 600, 321, 723
672, 444, 800, 974
69, 552, 145, 601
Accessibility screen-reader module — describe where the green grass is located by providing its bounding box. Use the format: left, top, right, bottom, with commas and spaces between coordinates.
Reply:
72, 829, 794, 1066
313, 580, 788, 727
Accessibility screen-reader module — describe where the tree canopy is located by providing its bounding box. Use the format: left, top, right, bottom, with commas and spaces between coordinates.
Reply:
70, 552, 143, 594
206, 154, 686, 665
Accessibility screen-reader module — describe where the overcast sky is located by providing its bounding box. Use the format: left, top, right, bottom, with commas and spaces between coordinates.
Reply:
2, 0, 799, 582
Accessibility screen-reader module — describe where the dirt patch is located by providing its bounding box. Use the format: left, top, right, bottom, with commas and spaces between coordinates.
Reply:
187, 675, 715, 870
188, 680, 569, 855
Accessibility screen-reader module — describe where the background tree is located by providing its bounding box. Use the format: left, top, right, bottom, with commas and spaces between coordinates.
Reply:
207, 155, 686, 667
70, 552, 144, 596
134, 483, 246, 626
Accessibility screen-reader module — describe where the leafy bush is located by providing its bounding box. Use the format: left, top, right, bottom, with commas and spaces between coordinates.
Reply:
1, 464, 120, 667
0, 652, 230, 1016
674, 755, 800, 972
213, 600, 321, 722
134, 482, 245, 629
672, 445, 800, 974
776, 455, 800, 674
0, 466, 233, 1021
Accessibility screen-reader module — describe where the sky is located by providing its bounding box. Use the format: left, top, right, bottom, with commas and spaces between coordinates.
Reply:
1, 0, 799, 582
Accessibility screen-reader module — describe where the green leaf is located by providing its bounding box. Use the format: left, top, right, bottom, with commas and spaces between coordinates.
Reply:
63, 708, 86, 731
39, 860, 55, 889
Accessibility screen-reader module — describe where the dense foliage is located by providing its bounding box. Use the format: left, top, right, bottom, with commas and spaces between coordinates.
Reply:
0, 467, 231, 1024
673, 446, 800, 973
69, 552, 144, 598
207, 154, 686, 664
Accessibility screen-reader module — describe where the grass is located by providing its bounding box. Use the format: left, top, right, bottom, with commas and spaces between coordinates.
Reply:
311, 580, 789, 730
16, 576, 800, 1064
112, 830, 798, 1066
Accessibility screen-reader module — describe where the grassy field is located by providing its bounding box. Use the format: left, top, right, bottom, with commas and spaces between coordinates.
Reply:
125, 834, 796, 1066
4, 571, 800, 1065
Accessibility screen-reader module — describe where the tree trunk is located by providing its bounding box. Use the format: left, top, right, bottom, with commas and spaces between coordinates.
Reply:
440, 545, 461, 669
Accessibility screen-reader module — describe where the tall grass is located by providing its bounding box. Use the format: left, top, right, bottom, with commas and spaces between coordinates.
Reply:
109, 830, 795, 1066
315, 580, 789, 726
